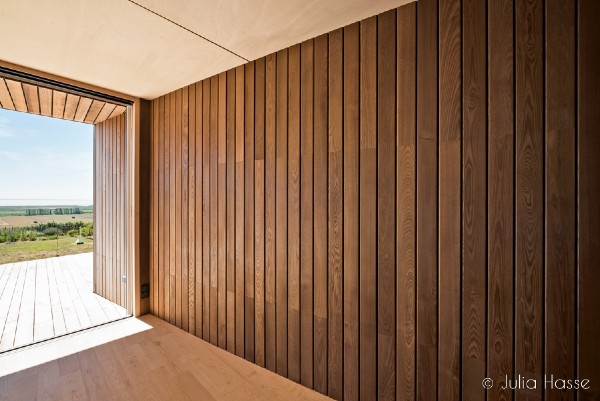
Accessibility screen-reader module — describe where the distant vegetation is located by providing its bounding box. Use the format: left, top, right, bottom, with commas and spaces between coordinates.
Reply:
25, 207, 83, 216
0, 205, 94, 264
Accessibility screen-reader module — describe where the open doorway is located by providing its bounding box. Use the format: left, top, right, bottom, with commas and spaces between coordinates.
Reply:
0, 71, 131, 353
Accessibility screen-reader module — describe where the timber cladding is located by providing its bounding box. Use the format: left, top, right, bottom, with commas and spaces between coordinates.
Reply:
94, 113, 128, 310
148, 0, 599, 400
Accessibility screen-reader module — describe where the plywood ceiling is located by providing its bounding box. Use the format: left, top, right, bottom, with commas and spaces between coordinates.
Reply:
0, 0, 413, 100
0, 78, 126, 124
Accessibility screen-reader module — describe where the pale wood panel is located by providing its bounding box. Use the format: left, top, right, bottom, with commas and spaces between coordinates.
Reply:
5, 79, 27, 112
93, 114, 128, 310
0, 78, 15, 110
0, 78, 125, 123
22, 83, 40, 114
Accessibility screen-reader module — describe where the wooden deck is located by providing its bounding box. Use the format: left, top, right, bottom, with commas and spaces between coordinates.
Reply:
0, 253, 128, 353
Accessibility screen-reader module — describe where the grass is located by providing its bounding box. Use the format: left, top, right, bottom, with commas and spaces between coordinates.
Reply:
0, 205, 93, 216
0, 213, 93, 229
0, 236, 93, 265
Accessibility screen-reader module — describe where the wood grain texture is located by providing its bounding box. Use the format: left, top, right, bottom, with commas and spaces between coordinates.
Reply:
515, 0, 543, 399
244, 62, 256, 362
254, 58, 266, 366
359, 16, 377, 401
300, 39, 314, 389
275, 49, 288, 377
93, 114, 128, 310
226, 69, 236, 353
218, 73, 227, 349
488, 1, 515, 401
288, 44, 301, 384
146, 3, 592, 400
396, 4, 417, 401
265, 53, 277, 372
312, 34, 328, 396
438, 0, 461, 400
545, 1, 576, 400
0, 80, 124, 123
377, 10, 397, 401
578, 1, 600, 400
327, 29, 343, 401
341, 21, 359, 401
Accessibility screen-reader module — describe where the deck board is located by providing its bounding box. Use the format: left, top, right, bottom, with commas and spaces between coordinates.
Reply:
0, 253, 128, 353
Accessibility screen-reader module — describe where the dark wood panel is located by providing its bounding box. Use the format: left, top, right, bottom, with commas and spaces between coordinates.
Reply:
342, 23, 359, 401
244, 62, 256, 362
235, 66, 246, 358
545, 2, 576, 401
359, 16, 377, 401
488, 1, 515, 401
578, 1, 600, 400
300, 39, 314, 389
275, 49, 288, 377
312, 34, 328, 395
188, 83, 196, 335
288, 44, 301, 383
327, 28, 343, 401
438, 0, 461, 399
254, 58, 266, 367
265, 53, 277, 372
515, 0, 543, 399
226, 69, 236, 353
210, 76, 219, 345
202, 79, 211, 341
218, 73, 227, 349
396, 4, 417, 401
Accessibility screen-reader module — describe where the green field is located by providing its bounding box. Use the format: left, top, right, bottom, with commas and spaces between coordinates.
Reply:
0, 205, 93, 216
0, 236, 94, 265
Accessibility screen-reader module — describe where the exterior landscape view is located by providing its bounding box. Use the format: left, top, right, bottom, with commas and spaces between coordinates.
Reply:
0, 203, 93, 264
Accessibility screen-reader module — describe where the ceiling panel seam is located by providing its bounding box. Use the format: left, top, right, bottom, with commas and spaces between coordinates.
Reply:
126, 0, 250, 62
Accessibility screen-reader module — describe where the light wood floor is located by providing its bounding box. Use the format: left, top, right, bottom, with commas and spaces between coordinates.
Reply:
0, 314, 332, 401
0, 253, 128, 353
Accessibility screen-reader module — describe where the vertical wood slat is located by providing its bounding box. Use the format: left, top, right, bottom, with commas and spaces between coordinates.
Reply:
327, 28, 343, 401
235, 66, 246, 358
545, 1, 576, 400
359, 16, 377, 401
93, 113, 127, 310
377, 9, 397, 401
300, 38, 315, 389
218, 72, 227, 349
515, 0, 544, 399
226, 69, 236, 352
182, 86, 190, 333
188, 83, 196, 335
195, 82, 203, 337
265, 53, 277, 372
342, 22, 359, 401
578, 1, 600, 400
275, 50, 288, 376
244, 62, 256, 362
312, 34, 328, 395
396, 4, 417, 401
145, 2, 597, 400
254, 58, 266, 367
488, 1, 515, 401
438, 0, 461, 400
288, 44, 301, 383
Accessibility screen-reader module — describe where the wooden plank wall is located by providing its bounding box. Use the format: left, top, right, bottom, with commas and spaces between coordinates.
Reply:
94, 113, 128, 309
148, 1, 600, 400
0, 77, 126, 123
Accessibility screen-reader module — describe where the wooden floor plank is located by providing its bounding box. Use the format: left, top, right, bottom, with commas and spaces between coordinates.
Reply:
0, 315, 332, 401
13, 261, 36, 348
34, 259, 55, 342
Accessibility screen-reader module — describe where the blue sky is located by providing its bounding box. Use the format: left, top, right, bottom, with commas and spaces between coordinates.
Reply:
0, 108, 93, 204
